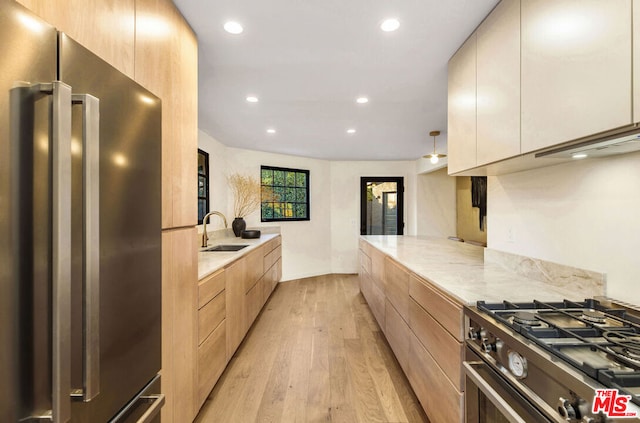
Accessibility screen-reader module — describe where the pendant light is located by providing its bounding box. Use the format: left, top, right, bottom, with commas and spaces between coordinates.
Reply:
423, 130, 446, 164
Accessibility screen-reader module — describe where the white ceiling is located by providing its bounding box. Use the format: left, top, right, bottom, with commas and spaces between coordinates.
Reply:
173, 0, 499, 161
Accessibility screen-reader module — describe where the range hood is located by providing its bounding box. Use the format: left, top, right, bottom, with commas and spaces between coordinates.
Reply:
535, 128, 640, 159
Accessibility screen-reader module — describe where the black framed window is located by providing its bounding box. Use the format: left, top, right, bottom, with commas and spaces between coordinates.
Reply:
197, 149, 210, 224
261, 165, 310, 221
360, 177, 404, 235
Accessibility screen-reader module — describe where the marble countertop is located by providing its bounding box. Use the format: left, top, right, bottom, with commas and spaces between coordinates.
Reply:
361, 235, 598, 305
198, 233, 280, 280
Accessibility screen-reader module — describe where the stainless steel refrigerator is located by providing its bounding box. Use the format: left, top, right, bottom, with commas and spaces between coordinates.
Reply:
1, 1, 163, 422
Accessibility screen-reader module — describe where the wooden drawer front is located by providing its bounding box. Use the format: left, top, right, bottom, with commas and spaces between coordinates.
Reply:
198, 269, 225, 309
274, 258, 281, 286
408, 332, 463, 423
409, 299, 463, 390
359, 251, 372, 275
198, 292, 225, 346
264, 245, 281, 273
359, 239, 371, 256
385, 299, 410, 373
370, 248, 385, 292
245, 247, 264, 293
384, 258, 409, 322
368, 282, 386, 332
360, 269, 373, 300
198, 321, 226, 407
245, 280, 262, 329
409, 275, 464, 341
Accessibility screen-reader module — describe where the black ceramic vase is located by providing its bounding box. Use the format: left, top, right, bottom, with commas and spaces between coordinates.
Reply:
232, 217, 246, 237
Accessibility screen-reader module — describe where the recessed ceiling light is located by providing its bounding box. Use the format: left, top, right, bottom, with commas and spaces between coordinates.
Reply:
572, 152, 588, 159
266, 128, 276, 134
224, 21, 243, 34
347, 129, 356, 134
356, 97, 369, 104
380, 18, 400, 32
246, 96, 258, 103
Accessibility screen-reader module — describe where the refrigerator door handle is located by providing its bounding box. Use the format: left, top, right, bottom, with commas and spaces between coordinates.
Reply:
39, 81, 73, 423
71, 93, 100, 402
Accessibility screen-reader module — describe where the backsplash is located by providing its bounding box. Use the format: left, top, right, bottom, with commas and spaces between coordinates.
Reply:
484, 248, 605, 299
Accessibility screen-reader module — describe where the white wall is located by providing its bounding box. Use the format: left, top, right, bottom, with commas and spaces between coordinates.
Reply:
199, 130, 457, 280
416, 168, 457, 238
488, 151, 640, 304
329, 161, 419, 274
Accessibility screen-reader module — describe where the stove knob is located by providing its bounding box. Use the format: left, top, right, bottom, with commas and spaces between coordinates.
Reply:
557, 397, 577, 421
468, 327, 486, 340
481, 338, 497, 353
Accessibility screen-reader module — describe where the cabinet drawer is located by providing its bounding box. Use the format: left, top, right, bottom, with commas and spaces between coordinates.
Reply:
409, 299, 463, 390
198, 269, 225, 309
409, 275, 464, 341
384, 257, 409, 322
359, 239, 371, 256
245, 279, 262, 328
359, 251, 372, 275
245, 247, 264, 293
408, 332, 463, 423
198, 321, 226, 407
370, 248, 385, 292
264, 245, 281, 273
385, 299, 410, 373
199, 291, 225, 346
368, 282, 386, 332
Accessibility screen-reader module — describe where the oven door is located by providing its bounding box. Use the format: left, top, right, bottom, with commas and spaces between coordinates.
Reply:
464, 361, 556, 423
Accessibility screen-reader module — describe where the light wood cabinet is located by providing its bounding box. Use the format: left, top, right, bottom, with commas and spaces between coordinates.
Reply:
447, 33, 477, 174
16, 0, 135, 78
161, 228, 198, 423
385, 299, 410, 374
225, 257, 247, 359
521, 0, 632, 153
408, 332, 463, 423
359, 238, 466, 422
245, 246, 264, 293
476, 0, 521, 166
197, 270, 226, 409
384, 257, 409, 322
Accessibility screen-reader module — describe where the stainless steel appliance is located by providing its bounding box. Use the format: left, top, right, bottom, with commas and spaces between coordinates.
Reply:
465, 299, 640, 422
1, 1, 163, 421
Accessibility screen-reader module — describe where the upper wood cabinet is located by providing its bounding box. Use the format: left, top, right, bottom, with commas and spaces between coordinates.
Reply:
16, 0, 135, 78
135, 0, 198, 229
447, 33, 477, 174
476, 0, 521, 166
521, 0, 632, 153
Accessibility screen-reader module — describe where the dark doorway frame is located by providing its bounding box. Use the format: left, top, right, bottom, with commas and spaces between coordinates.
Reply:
360, 177, 404, 235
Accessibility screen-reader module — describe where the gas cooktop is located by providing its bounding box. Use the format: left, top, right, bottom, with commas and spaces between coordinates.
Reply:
477, 299, 640, 404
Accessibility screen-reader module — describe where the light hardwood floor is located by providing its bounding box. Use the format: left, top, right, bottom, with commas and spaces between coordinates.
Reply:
195, 274, 430, 423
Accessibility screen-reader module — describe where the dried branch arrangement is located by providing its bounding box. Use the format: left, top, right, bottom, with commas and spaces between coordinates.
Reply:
227, 173, 261, 218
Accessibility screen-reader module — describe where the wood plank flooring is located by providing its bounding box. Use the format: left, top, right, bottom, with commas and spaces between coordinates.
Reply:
195, 274, 429, 423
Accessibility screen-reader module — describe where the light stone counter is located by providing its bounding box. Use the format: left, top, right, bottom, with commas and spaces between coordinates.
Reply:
198, 233, 280, 280
360, 235, 605, 305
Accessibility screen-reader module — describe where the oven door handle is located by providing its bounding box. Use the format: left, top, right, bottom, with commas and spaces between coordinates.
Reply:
464, 361, 528, 423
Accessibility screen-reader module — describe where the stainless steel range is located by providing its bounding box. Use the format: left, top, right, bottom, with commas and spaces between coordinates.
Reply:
464, 299, 640, 422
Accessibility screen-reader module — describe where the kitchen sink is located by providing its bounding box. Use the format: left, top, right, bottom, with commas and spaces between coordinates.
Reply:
202, 244, 249, 252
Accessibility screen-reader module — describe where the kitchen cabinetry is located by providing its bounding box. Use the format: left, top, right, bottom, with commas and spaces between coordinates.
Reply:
358, 242, 386, 330
358, 239, 465, 423
633, 0, 640, 123
197, 269, 226, 408
161, 228, 198, 423
521, 0, 631, 153
476, 0, 520, 166
447, 33, 477, 174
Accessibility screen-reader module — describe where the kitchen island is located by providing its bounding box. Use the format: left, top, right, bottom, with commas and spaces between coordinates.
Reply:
358, 235, 604, 423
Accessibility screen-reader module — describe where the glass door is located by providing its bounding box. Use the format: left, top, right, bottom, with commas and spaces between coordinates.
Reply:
360, 177, 404, 235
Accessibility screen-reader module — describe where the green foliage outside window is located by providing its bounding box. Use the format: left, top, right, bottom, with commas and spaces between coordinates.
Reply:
261, 165, 310, 221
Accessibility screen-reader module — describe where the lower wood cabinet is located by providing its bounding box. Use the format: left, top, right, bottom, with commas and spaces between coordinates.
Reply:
197, 321, 226, 407
358, 239, 465, 423
408, 332, 463, 423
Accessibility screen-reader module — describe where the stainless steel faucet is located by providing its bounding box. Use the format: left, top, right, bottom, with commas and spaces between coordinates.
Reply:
202, 211, 228, 247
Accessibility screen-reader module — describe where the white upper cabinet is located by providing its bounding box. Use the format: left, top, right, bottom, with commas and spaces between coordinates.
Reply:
521, 0, 632, 153
447, 33, 477, 174
476, 0, 521, 166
